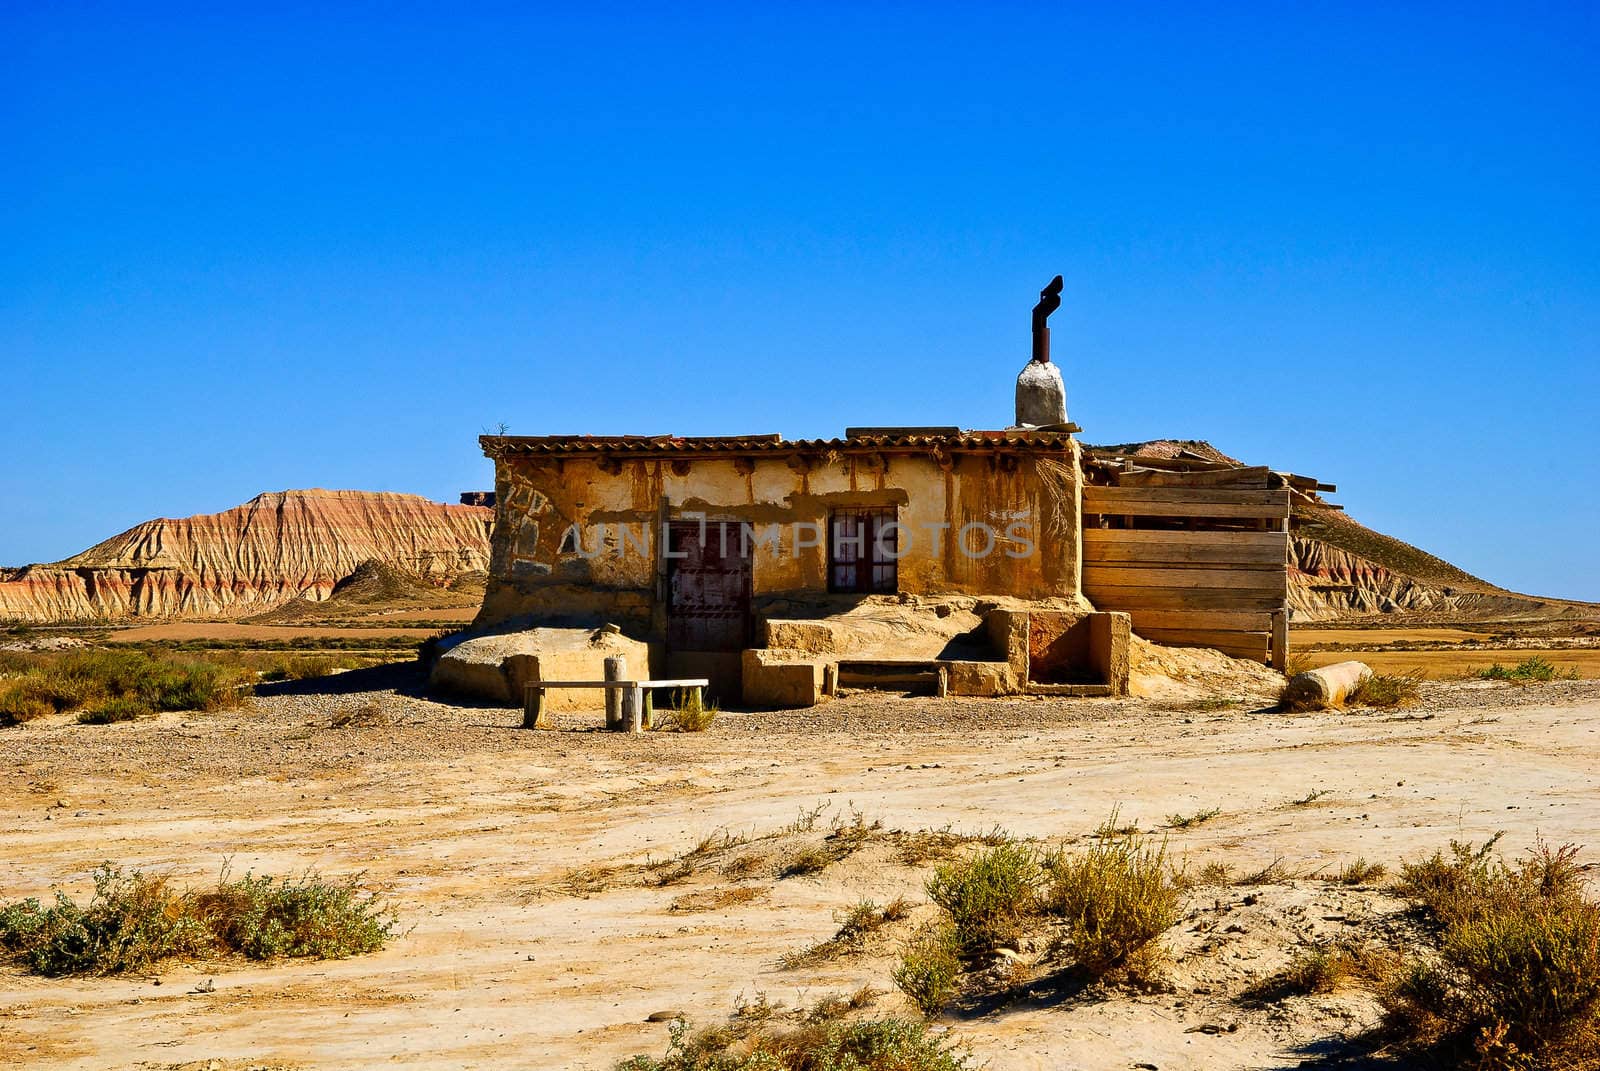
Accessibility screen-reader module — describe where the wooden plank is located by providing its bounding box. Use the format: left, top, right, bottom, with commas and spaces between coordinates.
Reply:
1083, 529, 1286, 549
1084, 586, 1287, 611
1083, 541, 1287, 566
1271, 610, 1289, 672
1084, 486, 1290, 508
1139, 631, 1272, 661
1125, 609, 1275, 632
1116, 466, 1271, 489
1082, 566, 1287, 592
1081, 499, 1290, 521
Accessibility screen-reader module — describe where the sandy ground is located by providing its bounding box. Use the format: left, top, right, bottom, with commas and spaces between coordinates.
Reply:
3, 667, 1599, 1069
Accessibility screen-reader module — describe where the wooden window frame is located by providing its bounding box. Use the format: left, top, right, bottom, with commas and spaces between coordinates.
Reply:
828, 507, 899, 594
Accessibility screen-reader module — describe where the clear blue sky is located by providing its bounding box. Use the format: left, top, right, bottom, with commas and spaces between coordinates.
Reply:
4, 4, 1597, 600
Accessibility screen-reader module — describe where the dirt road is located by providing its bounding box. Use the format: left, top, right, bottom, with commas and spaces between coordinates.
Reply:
3, 670, 1598, 1070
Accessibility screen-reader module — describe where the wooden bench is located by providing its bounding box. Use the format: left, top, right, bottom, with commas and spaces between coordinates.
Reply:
522, 678, 710, 732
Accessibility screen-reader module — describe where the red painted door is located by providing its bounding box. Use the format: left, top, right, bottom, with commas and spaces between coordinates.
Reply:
666, 521, 751, 652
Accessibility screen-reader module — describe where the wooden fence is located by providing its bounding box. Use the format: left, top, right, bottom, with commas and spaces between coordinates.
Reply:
1081, 485, 1290, 668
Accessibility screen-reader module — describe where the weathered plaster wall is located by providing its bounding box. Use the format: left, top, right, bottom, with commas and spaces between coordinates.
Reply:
477, 443, 1083, 634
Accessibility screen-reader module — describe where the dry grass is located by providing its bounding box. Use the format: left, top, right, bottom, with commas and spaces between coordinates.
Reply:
656, 688, 718, 732
779, 897, 912, 969
668, 886, 764, 914
1348, 670, 1424, 709
1334, 857, 1388, 886
1380, 836, 1600, 1069
1242, 944, 1362, 1003
1163, 807, 1221, 831
892, 923, 964, 1016
617, 1012, 972, 1071
1, 648, 248, 726
1040, 817, 1182, 983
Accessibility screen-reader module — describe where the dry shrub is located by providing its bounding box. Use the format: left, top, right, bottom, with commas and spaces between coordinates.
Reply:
76, 696, 156, 724
1335, 857, 1388, 886
1349, 671, 1423, 709
618, 1013, 971, 1071
1381, 836, 1600, 1069
0, 862, 397, 976
780, 897, 912, 969
329, 699, 389, 729
1040, 817, 1181, 981
892, 923, 964, 1016
1243, 944, 1360, 1003
658, 688, 717, 732
925, 841, 1039, 956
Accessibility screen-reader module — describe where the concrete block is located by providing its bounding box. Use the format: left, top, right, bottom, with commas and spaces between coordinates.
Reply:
741, 648, 828, 708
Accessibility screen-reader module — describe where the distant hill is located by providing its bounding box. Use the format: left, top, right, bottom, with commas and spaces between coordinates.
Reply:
0, 490, 493, 623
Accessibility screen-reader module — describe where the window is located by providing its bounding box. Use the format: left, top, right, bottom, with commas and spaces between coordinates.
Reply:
829, 507, 899, 594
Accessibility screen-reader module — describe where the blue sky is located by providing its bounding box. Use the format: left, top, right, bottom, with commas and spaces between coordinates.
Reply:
4, 4, 1597, 600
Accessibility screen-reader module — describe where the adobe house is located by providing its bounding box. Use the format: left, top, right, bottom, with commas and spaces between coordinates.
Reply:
445, 280, 1306, 708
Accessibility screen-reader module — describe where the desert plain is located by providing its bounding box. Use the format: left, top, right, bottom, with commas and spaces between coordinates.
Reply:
3, 621, 1598, 1070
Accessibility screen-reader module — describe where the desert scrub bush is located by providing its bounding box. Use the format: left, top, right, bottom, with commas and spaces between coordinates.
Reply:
190, 868, 398, 960
0, 862, 398, 976
0, 687, 55, 726
892, 923, 964, 1016
617, 1013, 972, 1070
0, 865, 210, 976
925, 841, 1040, 955
1040, 818, 1182, 979
1348, 670, 1423, 709
1381, 836, 1600, 1068
1473, 655, 1579, 684
1163, 806, 1220, 831
0, 649, 246, 721
76, 696, 155, 724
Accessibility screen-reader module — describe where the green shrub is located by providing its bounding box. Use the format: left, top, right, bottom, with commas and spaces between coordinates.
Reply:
0, 862, 398, 976
191, 869, 398, 960
1382, 837, 1600, 1068
76, 696, 155, 724
0, 649, 246, 721
924, 842, 1039, 956
1474, 656, 1579, 684
0, 865, 210, 976
1040, 819, 1182, 979
0, 686, 55, 726
891, 923, 964, 1017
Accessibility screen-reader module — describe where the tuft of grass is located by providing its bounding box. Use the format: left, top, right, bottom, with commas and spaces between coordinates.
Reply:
778, 843, 835, 878
925, 842, 1039, 956
668, 886, 763, 914
1473, 656, 1579, 684
1164, 807, 1221, 831
1349, 671, 1424, 709
1290, 787, 1332, 806
76, 696, 155, 724
1381, 836, 1600, 1069
1237, 857, 1296, 885
1243, 944, 1359, 1003
1040, 817, 1182, 981
0, 862, 398, 977
780, 897, 912, 969
658, 689, 718, 732
617, 1013, 972, 1071
892, 923, 964, 1017
328, 699, 389, 729
1334, 858, 1388, 886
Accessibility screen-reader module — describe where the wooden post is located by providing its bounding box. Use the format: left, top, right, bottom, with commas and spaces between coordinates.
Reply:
604, 656, 626, 731
521, 661, 549, 729
1271, 609, 1289, 672
627, 685, 645, 733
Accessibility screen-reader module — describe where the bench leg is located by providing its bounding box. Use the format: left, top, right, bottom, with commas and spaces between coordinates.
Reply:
628, 686, 644, 733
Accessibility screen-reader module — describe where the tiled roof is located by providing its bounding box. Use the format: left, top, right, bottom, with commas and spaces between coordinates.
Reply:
481, 429, 1080, 459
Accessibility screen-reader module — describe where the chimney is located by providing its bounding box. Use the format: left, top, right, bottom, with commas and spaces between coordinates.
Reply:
1014, 275, 1069, 429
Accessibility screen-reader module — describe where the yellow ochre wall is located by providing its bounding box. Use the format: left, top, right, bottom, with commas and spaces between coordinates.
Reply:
477, 443, 1083, 633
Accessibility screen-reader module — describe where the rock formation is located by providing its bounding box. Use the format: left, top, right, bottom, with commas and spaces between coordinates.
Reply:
0, 489, 493, 623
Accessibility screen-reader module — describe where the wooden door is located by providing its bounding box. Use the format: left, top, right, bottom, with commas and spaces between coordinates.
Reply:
666, 521, 751, 652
